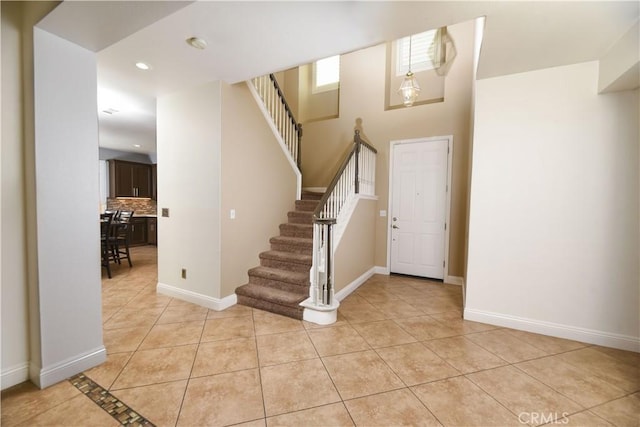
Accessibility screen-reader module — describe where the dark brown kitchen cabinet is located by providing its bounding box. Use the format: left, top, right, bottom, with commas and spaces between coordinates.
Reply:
109, 160, 152, 198
151, 164, 157, 200
147, 217, 157, 245
129, 217, 148, 246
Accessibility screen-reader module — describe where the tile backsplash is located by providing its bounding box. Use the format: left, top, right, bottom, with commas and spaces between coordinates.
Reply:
106, 198, 157, 215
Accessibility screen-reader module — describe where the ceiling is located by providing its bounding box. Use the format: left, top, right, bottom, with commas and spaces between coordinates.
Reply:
38, 1, 639, 155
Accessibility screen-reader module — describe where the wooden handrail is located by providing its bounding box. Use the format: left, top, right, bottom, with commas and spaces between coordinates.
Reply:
313, 130, 377, 221
267, 74, 302, 171
354, 129, 378, 155
269, 74, 300, 133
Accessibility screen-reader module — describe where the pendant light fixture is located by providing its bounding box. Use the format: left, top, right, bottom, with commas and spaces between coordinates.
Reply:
397, 34, 421, 107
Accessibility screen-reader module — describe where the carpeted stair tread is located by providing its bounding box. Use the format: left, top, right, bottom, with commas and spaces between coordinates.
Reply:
259, 250, 312, 273
270, 237, 313, 255
236, 284, 307, 306
270, 235, 313, 246
280, 223, 313, 230
260, 250, 312, 265
248, 266, 309, 286
301, 191, 324, 201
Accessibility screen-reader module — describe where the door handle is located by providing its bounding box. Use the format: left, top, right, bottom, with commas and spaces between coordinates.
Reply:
392, 225, 400, 229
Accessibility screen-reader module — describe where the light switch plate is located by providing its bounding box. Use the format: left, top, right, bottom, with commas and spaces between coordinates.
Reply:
230, 209, 236, 219
162, 208, 169, 217
380, 210, 387, 217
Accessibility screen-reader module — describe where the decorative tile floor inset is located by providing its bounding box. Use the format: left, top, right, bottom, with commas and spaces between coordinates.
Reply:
69, 373, 155, 426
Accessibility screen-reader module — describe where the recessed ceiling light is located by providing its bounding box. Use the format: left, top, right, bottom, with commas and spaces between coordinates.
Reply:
186, 37, 207, 50
135, 62, 151, 70
133, 144, 141, 148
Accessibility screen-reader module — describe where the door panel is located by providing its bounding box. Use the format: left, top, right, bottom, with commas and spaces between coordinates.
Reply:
391, 139, 448, 279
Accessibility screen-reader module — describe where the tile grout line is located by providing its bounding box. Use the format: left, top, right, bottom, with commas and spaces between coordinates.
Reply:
251, 308, 269, 424
106, 291, 173, 392
173, 303, 213, 426
301, 322, 358, 425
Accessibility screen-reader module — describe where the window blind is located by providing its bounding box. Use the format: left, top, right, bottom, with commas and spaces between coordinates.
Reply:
396, 29, 442, 76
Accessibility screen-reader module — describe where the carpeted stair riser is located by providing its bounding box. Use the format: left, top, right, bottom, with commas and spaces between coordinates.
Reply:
235, 283, 307, 318
248, 267, 309, 294
287, 211, 313, 225
301, 191, 324, 201
270, 236, 313, 255
295, 199, 319, 212
237, 294, 304, 319
248, 275, 308, 295
279, 223, 313, 239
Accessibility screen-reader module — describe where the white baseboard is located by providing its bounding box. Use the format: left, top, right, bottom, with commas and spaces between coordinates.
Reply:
464, 308, 640, 352
32, 346, 107, 389
157, 282, 237, 311
373, 266, 390, 275
445, 275, 464, 286
335, 266, 378, 301
1, 362, 29, 390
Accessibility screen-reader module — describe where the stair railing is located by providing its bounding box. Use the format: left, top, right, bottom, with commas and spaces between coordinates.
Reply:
250, 74, 303, 170
308, 130, 377, 308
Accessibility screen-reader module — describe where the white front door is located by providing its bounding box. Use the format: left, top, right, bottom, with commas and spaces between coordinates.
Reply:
390, 138, 449, 279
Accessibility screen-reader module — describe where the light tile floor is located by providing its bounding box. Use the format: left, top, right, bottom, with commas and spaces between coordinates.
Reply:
2, 246, 639, 427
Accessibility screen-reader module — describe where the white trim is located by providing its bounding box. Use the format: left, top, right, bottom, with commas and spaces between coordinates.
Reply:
31, 346, 106, 389
335, 266, 377, 301
387, 136, 454, 280
301, 266, 380, 325
246, 81, 302, 199
464, 308, 640, 352
1, 362, 30, 390
445, 275, 464, 286
302, 187, 327, 194
301, 298, 340, 325
157, 282, 237, 311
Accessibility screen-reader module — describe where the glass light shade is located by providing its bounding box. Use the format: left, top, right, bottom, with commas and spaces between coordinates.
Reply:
397, 71, 421, 107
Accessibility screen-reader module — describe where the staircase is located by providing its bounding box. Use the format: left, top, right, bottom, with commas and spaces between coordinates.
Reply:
235, 191, 323, 319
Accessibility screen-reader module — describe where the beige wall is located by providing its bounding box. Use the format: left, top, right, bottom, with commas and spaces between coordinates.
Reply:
334, 197, 377, 292
2, 1, 31, 387
466, 61, 639, 349
301, 19, 476, 277
157, 81, 223, 299
297, 64, 339, 123
220, 82, 297, 297
1, 0, 59, 390
157, 80, 298, 301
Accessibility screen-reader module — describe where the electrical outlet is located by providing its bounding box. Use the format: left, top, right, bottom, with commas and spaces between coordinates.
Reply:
181, 268, 187, 279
